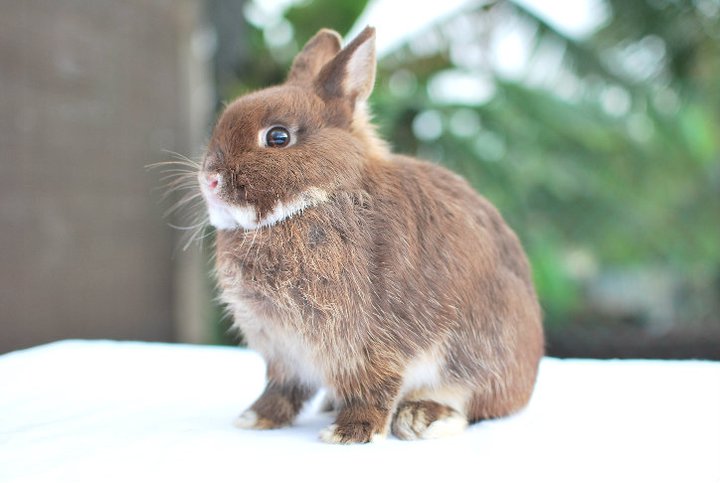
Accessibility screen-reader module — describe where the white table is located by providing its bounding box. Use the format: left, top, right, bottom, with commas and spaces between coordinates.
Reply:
1, 340, 718, 482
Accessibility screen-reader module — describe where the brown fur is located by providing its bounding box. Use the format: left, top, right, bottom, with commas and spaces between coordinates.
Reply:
199, 26, 544, 443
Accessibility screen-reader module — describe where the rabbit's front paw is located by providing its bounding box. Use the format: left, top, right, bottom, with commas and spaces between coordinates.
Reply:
319, 423, 387, 444
233, 410, 290, 430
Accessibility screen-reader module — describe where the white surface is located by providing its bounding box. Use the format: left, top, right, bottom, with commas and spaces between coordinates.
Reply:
1, 340, 719, 483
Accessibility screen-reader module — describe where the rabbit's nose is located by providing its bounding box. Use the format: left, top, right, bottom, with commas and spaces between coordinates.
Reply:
205, 173, 220, 191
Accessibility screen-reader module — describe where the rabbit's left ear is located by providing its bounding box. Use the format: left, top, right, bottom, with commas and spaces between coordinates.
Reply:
314, 26, 376, 106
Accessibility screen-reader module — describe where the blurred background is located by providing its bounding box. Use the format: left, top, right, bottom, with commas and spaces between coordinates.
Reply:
1, 0, 718, 358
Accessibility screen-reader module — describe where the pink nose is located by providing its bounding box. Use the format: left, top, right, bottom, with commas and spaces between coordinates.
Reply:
206, 173, 219, 190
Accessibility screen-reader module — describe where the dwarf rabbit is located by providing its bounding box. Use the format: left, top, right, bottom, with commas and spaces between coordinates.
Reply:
197, 26, 543, 443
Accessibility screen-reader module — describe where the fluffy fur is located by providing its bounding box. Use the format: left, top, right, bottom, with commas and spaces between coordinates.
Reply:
197, 26, 544, 443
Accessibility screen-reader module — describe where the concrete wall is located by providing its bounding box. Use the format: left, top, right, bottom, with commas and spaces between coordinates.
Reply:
0, 0, 214, 353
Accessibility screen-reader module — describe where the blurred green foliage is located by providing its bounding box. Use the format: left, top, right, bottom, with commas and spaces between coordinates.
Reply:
222, 0, 720, 331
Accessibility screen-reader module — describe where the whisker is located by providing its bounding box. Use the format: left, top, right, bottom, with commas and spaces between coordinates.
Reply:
168, 220, 206, 231
182, 222, 212, 251
159, 179, 200, 193
158, 170, 199, 180
161, 149, 202, 165
163, 192, 204, 217
147, 150, 216, 252
146, 159, 200, 171
194, 224, 213, 245
158, 178, 199, 191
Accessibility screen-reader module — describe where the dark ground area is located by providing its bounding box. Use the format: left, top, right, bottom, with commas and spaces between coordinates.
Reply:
546, 326, 720, 360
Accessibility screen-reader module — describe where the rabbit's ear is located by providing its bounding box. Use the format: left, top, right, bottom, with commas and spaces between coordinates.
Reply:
287, 29, 343, 85
315, 26, 376, 106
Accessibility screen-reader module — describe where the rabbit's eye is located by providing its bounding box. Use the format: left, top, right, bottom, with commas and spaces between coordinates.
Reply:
265, 126, 291, 148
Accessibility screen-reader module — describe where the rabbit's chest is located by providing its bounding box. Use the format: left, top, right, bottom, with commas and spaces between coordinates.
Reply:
216, 215, 366, 320
231, 295, 326, 385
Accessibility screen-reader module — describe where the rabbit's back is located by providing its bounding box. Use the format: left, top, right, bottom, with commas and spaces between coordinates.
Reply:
366, 157, 543, 417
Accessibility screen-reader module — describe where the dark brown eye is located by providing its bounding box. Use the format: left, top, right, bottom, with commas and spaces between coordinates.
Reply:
265, 126, 290, 148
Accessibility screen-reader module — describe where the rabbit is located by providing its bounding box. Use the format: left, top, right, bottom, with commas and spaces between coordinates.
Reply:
197, 26, 544, 444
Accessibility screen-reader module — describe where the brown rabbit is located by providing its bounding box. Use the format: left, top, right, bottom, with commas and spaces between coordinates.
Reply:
197, 26, 543, 443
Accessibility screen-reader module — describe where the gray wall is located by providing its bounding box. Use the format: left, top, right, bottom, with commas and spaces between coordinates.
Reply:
0, 0, 214, 353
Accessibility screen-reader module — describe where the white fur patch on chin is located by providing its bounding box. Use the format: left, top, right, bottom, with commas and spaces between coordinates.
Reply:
206, 202, 249, 230
206, 187, 328, 231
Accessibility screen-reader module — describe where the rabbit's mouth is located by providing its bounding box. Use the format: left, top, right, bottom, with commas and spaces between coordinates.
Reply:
202, 186, 328, 231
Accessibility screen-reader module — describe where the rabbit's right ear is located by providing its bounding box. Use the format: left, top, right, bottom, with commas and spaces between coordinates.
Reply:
313, 26, 376, 107
287, 29, 343, 85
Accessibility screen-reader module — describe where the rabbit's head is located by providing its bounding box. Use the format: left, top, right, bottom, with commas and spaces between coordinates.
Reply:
200, 27, 382, 230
